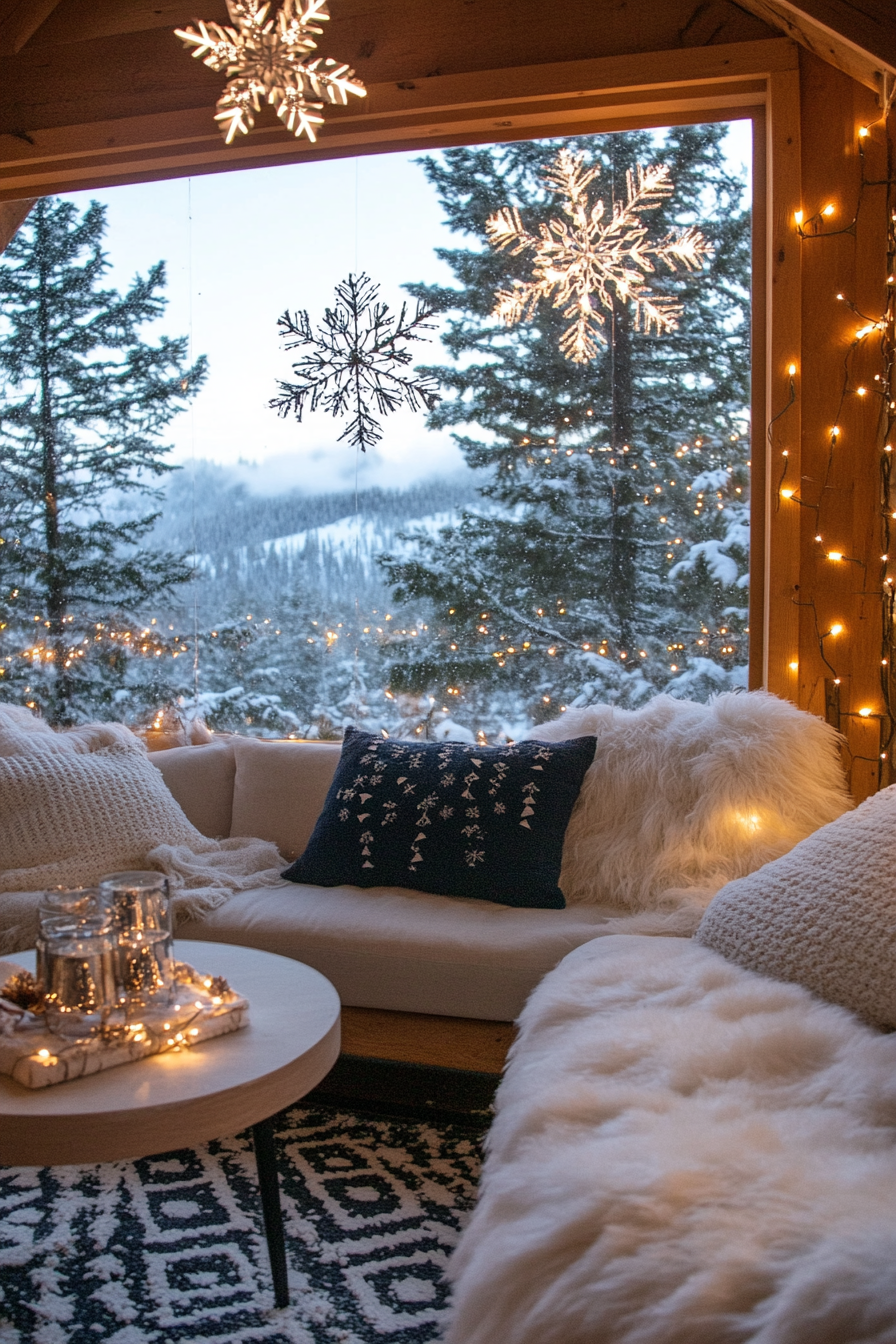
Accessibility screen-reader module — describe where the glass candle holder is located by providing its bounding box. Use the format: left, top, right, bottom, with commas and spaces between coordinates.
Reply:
43, 914, 117, 1039
39, 886, 105, 923
99, 871, 173, 1008
37, 889, 106, 997
36, 915, 76, 999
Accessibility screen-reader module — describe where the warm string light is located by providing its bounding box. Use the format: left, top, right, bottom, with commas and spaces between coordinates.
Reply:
786, 111, 896, 784
442, 416, 750, 701
0, 619, 190, 680
452, 419, 748, 683
2, 601, 440, 736
771, 361, 798, 507
793, 202, 840, 237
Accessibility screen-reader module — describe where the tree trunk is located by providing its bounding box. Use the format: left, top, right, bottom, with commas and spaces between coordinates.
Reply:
608, 295, 637, 650
35, 201, 71, 723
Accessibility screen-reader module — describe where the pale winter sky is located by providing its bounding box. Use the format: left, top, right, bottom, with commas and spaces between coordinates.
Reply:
64, 121, 751, 497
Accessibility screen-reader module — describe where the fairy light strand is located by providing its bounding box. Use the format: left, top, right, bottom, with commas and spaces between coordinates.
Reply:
781, 104, 896, 785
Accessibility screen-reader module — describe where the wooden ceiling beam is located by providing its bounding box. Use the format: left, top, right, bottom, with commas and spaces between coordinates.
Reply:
733, 0, 896, 93
0, 38, 793, 202
22, 0, 228, 48
0, 0, 779, 139
0, 0, 63, 54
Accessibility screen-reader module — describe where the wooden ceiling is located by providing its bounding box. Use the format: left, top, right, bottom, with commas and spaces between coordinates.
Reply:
736, 0, 895, 92
0, 0, 893, 203
0, 0, 781, 135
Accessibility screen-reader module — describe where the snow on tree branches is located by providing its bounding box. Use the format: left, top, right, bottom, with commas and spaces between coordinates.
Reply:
486, 147, 712, 363
270, 272, 441, 452
0, 197, 206, 725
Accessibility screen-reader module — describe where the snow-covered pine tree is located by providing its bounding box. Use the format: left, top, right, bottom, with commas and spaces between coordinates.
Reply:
183, 602, 396, 739
0, 198, 207, 724
381, 126, 751, 731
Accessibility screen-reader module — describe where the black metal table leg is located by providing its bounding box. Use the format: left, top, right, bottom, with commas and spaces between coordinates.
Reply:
252, 1115, 289, 1307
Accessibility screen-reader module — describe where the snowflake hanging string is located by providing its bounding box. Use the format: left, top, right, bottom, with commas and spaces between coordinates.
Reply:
486, 147, 712, 364
270, 272, 441, 452
175, 0, 365, 144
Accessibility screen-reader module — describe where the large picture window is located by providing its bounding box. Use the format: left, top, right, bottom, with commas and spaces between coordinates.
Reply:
0, 120, 751, 741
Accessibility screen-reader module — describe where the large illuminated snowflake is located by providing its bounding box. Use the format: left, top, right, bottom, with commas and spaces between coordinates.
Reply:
175, 0, 366, 145
486, 147, 711, 364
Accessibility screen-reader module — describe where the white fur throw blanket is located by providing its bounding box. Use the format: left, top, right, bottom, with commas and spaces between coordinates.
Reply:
445, 935, 896, 1344
0, 706, 283, 954
524, 691, 851, 922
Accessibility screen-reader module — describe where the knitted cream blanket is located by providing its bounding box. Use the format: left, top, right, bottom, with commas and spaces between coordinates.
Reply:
0, 708, 284, 955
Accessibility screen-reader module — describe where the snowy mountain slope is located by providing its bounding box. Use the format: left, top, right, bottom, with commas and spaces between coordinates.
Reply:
157, 465, 486, 614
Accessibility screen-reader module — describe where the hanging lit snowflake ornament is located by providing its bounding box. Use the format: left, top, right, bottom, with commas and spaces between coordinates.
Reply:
175, 0, 366, 145
270, 272, 441, 452
486, 147, 711, 363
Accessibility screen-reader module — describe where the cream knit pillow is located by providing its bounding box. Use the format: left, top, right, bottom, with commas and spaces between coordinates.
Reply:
0, 740, 212, 892
695, 784, 896, 1029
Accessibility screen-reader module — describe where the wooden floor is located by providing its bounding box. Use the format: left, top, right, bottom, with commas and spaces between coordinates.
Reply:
340, 1006, 515, 1073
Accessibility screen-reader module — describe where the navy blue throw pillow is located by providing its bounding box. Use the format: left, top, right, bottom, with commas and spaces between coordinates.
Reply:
282, 726, 596, 909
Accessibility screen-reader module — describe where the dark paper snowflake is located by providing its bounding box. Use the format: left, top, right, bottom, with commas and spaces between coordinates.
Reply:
269, 272, 441, 452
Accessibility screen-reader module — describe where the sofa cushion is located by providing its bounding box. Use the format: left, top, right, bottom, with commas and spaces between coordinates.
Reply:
695, 783, 896, 1029
150, 739, 236, 838
175, 882, 624, 1019
230, 738, 342, 859
282, 728, 597, 909
0, 891, 43, 957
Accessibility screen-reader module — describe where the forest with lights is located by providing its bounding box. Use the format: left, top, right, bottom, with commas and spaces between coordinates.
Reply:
0, 125, 751, 742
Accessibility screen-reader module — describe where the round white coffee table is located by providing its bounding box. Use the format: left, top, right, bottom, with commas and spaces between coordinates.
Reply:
0, 940, 341, 1308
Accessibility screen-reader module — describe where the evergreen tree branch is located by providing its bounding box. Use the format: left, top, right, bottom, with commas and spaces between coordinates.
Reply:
0, 196, 206, 724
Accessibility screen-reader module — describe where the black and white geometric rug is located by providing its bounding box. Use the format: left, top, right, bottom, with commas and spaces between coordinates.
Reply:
0, 1102, 483, 1344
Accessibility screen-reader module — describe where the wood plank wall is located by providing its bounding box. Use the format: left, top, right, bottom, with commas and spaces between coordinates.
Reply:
775, 51, 891, 799
0, 195, 32, 249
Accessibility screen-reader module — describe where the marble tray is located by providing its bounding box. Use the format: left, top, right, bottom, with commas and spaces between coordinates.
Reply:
0, 960, 249, 1089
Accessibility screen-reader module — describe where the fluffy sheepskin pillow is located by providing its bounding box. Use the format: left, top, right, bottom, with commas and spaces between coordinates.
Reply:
695, 784, 896, 1029
0, 735, 210, 892
523, 691, 851, 910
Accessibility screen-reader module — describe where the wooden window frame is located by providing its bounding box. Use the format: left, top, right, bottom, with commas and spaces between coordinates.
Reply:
0, 35, 802, 692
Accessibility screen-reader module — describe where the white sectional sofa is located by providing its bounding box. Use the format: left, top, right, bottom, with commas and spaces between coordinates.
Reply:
158, 736, 643, 1022
0, 691, 855, 1070
152, 687, 851, 1033
3, 693, 891, 1337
